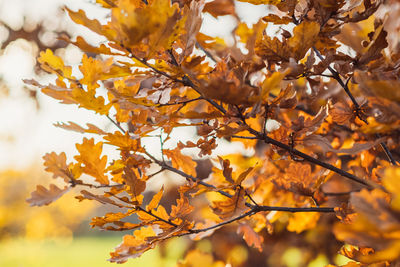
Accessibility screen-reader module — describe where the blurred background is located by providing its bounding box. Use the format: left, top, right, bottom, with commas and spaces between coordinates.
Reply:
0, 1, 271, 266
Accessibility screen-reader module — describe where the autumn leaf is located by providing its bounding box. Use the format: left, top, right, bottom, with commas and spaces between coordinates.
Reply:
104, 131, 142, 151
170, 192, 194, 220
212, 188, 248, 219
37, 49, 74, 79
43, 152, 71, 182
288, 21, 320, 61
287, 212, 321, 233
27, 184, 70, 206
237, 224, 264, 252
74, 138, 109, 185
146, 186, 164, 211
109, 227, 156, 263
204, 0, 235, 18
164, 148, 197, 177
236, 0, 281, 5
54, 121, 107, 135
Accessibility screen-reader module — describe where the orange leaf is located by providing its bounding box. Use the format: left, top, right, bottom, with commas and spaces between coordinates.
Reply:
212, 188, 248, 219
104, 131, 141, 151
170, 193, 194, 219
109, 227, 156, 263
237, 224, 264, 252
164, 148, 197, 177
147, 186, 164, 211
74, 138, 109, 185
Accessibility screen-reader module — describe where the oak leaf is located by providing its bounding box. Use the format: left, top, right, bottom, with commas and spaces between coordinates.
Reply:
164, 148, 197, 177
27, 184, 70, 206
74, 138, 109, 185
237, 224, 264, 252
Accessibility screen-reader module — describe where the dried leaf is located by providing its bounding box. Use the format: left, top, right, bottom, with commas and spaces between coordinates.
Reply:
237, 224, 264, 252
146, 186, 164, 211
74, 138, 109, 185
165, 148, 197, 177
27, 184, 70, 206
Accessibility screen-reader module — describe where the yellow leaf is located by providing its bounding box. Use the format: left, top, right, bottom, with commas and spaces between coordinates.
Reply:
260, 71, 288, 102
72, 86, 112, 115
110, 226, 156, 263
383, 167, 400, 211
287, 212, 320, 233
79, 54, 114, 91
104, 131, 141, 151
38, 49, 74, 79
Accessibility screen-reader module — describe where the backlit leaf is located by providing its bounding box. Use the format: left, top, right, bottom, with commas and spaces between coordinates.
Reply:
27, 184, 70, 206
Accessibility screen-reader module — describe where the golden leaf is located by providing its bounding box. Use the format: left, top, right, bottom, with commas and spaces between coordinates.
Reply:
66, 8, 116, 40
109, 227, 156, 263
212, 188, 248, 219
164, 148, 197, 177
37, 49, 74, 79
74, 138, 109, 185
287, 212, 320, 233
288, 21, 320, 61
72, 86, 112, 115
146, 186, 164, 211
170, 192, 194, 219
104, 131, 141, 151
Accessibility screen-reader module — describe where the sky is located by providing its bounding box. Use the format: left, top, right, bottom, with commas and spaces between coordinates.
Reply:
0, 0, 268, 170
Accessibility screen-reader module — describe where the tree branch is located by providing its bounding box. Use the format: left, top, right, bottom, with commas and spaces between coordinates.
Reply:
312, 46, 398, 166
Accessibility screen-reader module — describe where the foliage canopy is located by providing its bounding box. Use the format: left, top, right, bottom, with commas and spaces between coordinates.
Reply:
26, 0, 400, 265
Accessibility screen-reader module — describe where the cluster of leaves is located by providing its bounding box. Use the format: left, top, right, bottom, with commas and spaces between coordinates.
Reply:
26, 0, 400, 265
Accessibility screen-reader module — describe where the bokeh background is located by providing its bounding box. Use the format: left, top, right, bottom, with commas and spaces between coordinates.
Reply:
0, 1, 272, 266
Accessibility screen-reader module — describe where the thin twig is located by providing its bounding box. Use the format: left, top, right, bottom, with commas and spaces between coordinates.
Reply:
106, 115, 126, 133
312, 46, 398, 165
144, 149, 335, 214
125, 46, 375, 188
196, 41, 217, 63
231, 135, 258, 140
157, 97, 203, 107
136, 206, 178, 227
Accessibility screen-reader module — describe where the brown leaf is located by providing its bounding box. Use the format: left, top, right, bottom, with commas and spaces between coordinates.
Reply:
237, 224, 264, 252
218, 156, 234, 184
204, 0, 235, 18
212, 188, 248, 219
43, 152, 71, 182
27, 184, 70, 206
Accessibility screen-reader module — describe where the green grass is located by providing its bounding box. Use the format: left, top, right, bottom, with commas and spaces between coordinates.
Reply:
0, 236, 186, 267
